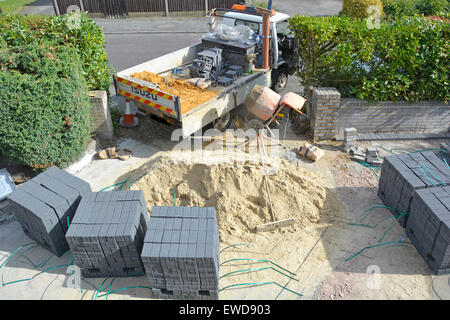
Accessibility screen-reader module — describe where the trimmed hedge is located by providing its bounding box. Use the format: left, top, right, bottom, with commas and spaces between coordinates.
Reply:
289, 15, 449, 102
0, 43, 93, 169
382, 0, 449, 18
0, 13, 112, 92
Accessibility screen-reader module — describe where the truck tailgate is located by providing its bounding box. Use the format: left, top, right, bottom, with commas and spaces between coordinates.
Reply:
114, 75, 181, 120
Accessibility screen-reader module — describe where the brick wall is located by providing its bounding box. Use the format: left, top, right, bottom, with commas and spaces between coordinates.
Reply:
310, 87, 450, 140
335, 99, 450, 139
89, 90, 114, 141
310, 87, 341, 140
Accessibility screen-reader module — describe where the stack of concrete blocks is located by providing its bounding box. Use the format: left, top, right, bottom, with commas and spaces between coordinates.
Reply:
191, 48, 224, 81
366, 147, 383, 165
378, 151, 450, 227
310, 88, 341, 140
7, 166, 91, 257
89, 90, 114, 141
65, 191, 149, 278
218, 65, 243, 87
405, 186, 450, 274
441, 142, 450, 154
228, 65, 243, 77
343, 127, 357, 148
141, 206, 219, 300
217, 76, 233, 87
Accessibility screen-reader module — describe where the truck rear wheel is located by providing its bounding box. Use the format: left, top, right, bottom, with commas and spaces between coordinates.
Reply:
213, 111, 234, 131
271, 68, 289, 93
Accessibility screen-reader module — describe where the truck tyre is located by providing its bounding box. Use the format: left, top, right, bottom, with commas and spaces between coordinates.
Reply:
271, 68, 289, 93
213, 111, 234, 131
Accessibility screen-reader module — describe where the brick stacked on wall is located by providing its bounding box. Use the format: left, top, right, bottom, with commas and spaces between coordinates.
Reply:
310, 87, 341, 140
335, 100, 449, 139
7, 167, 91, 257
406, 186, 450, 274
378, 151, 450, 227
141, 206, 220, 300
66, 191, 149, 277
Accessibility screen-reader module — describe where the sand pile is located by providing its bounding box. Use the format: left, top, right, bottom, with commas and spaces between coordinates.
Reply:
132, 156, 341, 242
130, 71, 217, 114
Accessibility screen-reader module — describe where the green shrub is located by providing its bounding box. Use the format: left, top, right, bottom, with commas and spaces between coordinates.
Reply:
0, 43, 93, 169
0, 13, 112, 92
342, 0, 384, 18
415, 0, 449, 16
382, 0, 449, 18
289, 15, 449, 102
382, 0, 420, 18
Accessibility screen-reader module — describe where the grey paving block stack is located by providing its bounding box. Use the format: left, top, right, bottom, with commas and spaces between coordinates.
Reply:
378, 151, 450, 227
7, 166, 91, 257
66, 191, 149, 278
440, 142, 450, 154
228, 65, 243, 77
217, 76, 233, 87
344, 127, 357, 148
224, 70, 238, 81
141, 206, 219, 300
405, 186, 450, 274
438, 142, 450, 162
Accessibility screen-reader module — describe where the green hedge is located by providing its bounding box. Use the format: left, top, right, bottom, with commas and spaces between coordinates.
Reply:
382, 0, 449, 19
0, 13, 112, 92
289, 15, 449, 102
0, 43, 93, 169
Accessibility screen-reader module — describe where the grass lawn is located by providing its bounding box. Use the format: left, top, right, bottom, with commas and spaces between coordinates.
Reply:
0, 0, 36, 14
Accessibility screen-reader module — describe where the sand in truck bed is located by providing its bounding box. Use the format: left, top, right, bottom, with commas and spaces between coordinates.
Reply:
130, 71, 217, 114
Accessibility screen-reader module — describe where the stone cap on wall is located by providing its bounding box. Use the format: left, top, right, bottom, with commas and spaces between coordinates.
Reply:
313, 87, 341, 100
340, 98, 449, 108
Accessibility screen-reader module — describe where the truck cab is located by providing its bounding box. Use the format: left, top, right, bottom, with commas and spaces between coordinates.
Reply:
220, 10, 298, 93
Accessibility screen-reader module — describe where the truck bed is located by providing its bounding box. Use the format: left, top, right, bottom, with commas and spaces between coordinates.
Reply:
114, 43, 271, 136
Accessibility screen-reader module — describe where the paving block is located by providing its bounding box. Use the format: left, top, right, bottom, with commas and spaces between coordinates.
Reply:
228, 65, 243, 77
141, 206, 219, 300
406, 186, 450, 274
66, 190, 148, 277
378, 151, 450, 227
217, 77, 233, 87
7, 166, 91, 256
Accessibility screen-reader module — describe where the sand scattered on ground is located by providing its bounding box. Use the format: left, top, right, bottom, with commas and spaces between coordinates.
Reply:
130, 71, 217, 114
132, 156, 342, 243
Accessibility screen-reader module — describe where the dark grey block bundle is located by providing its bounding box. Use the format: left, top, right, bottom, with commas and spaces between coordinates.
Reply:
141, 206, 219, 300
406, 186, 450, 274
378, 151, 450, 227
66, 191, 149, 278
7, 166, 91, 257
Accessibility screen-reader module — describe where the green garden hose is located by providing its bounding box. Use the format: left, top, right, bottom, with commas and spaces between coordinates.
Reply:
219, 281, 303, 297
220, 244, 251, 253
345, 241, 412, 262
219, 258, 296, 276
219, 266, 298, 282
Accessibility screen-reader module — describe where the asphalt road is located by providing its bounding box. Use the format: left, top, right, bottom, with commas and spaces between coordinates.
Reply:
104, 33, 201, 72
